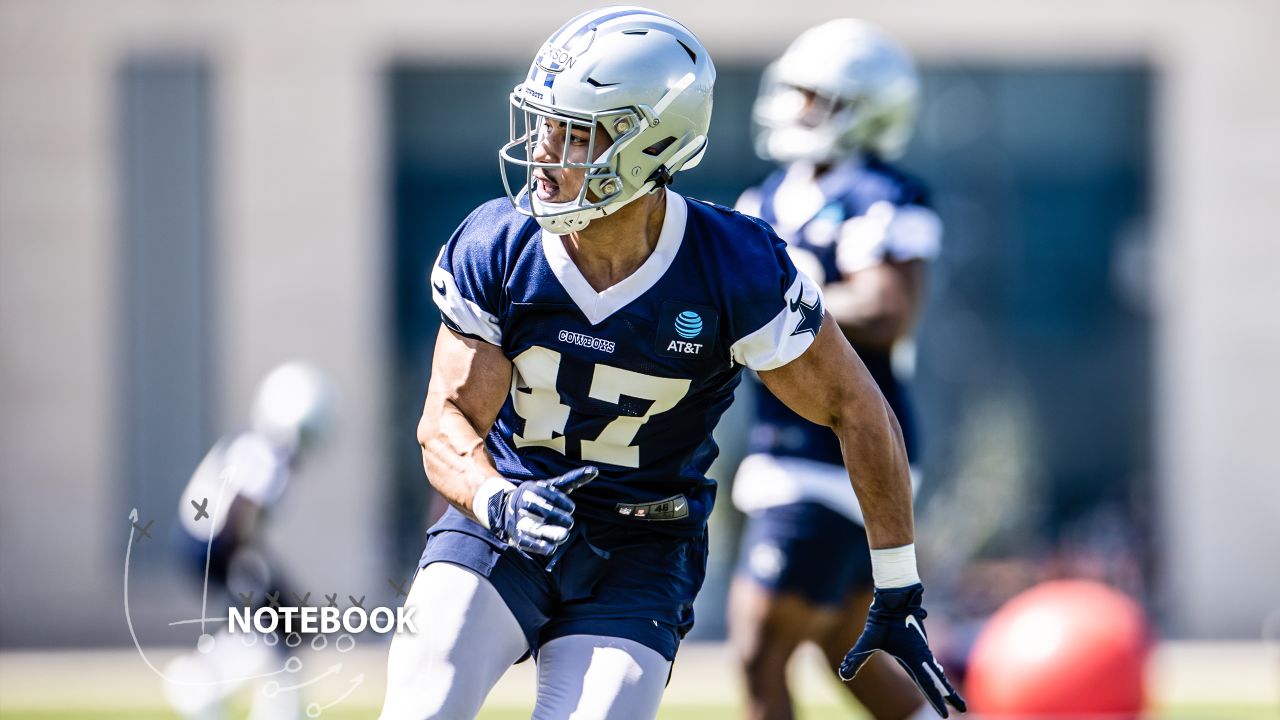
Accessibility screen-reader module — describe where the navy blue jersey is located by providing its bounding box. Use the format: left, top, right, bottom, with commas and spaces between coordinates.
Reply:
432, 190, 824, 536
737, 156, 941, 465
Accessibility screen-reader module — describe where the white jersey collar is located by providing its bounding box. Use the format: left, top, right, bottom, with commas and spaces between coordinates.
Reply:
541, 189, 687, 326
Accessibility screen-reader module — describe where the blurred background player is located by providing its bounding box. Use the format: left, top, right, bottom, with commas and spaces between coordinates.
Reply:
728, 19, 945, 720
165, 361, 335, 720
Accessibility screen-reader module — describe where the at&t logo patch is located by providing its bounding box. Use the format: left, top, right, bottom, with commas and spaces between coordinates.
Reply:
674, 311, 703, 338
656, 302, 718, 359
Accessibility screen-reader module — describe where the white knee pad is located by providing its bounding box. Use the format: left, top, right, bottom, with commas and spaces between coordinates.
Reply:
532, 635, 672, 720
379, 562, 528, 720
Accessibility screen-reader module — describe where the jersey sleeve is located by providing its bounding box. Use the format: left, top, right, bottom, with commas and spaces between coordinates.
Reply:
430, 207, 506, 346
222, 433, 288, 506
734, 186, 764, 217
835, 199, 943, 275
728, 226, 826, 372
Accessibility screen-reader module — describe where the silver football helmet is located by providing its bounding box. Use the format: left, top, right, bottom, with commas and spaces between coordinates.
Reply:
500, 6, 716, 234
250, 362, 335, 456
754, 19, 919, 163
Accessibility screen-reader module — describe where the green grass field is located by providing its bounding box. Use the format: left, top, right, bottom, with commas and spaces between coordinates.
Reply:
2, 642, 1276, 720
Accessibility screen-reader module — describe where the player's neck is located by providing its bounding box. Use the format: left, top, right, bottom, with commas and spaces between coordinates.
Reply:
562, 190, 667, 293
809, 152, 862, 180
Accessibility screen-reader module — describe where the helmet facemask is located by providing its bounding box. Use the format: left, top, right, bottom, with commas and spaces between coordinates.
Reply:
754, 80, 871, 164
501, 84, 709, 234
501, 92, 650, 234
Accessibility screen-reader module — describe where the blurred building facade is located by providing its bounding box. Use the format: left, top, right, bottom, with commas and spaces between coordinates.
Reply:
2, 0, 1278, 646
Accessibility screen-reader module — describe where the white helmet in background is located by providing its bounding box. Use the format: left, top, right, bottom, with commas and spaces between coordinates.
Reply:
754, 19, 920, 163
500, 6, 716, 234
250, 362, 335, 456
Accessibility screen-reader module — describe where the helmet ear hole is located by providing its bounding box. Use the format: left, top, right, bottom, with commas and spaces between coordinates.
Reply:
643, 137, 677, 156
642, 136, 683, 189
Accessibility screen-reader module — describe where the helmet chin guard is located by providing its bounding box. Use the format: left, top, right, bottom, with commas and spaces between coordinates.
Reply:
528, 191, 624, 234
499, 6, 714, 233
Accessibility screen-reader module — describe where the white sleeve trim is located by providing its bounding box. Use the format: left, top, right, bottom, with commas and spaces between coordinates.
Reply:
222, 433, 287, 506
836, 201, 942, 275
730, 272, 825, 371
431, 246, 502, 345
735, 188, 763, 216
180, 433, 285, 539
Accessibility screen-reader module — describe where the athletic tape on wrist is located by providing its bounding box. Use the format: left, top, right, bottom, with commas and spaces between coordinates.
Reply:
471, 477, 516, 530
870, 543, 921, 589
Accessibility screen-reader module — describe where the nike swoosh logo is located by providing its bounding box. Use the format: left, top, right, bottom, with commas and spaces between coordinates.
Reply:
674, 501, 686, 511
432, 280, 447, 296
905, 614, 927, 642
789, 294, 802, 312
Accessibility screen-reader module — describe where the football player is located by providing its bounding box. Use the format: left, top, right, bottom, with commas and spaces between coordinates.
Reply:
728, 19, 946, 720
378, 7, 963, 720
167, 362, 334, 720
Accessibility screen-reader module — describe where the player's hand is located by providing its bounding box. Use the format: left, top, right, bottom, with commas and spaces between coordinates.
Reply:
487, 467, 598, 556
839, 583, 966, 718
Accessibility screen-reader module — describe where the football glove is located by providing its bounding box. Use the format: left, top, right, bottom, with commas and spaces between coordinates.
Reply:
487, 467, 598, 556
839, 583, 967, 718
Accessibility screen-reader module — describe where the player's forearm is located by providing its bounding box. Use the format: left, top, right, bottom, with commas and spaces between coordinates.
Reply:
418, 327, 516, 524
831, 393, 915, 549
418, 399, 503, 524
757, 317, 916, 548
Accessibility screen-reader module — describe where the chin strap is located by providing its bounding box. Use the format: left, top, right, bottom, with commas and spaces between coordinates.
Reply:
647, 166, 673, 190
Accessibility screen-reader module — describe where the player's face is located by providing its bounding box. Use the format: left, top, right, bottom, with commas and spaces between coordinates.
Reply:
531, 118, 614, 203
791, 86, 846, 128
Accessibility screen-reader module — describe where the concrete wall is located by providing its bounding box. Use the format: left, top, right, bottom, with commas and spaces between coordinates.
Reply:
2, 0, 1277, 644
